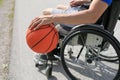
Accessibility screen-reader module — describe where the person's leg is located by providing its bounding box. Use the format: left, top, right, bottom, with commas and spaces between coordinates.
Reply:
56, 4, 69, 10
55, 24, 70, 36
42, 5, 69, 15
42, 8, 53, 15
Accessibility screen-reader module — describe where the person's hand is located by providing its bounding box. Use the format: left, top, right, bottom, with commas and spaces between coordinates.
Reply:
70, 0, 84, 7
29, 15, 53, 30
28, 17, 39, 30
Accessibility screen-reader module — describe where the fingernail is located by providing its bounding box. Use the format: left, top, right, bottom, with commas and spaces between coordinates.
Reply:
33, 28, 36, 31
29, 27, 32, 30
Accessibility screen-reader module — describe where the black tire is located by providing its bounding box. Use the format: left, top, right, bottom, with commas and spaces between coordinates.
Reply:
46, 65, 52, 78
118, 15, 120, 20
35, 63, 40, 67
97, 53, 118, 62
61, 26, 120, 80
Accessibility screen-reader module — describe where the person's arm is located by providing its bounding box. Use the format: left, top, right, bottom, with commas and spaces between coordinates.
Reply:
29, 0, 109, 30
70, 0, 91, 7
52, 0, 108, 25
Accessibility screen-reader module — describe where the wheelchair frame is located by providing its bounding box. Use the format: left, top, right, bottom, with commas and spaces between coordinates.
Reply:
35, 0, 120, 79
60, 0, 120, 79
61, 24, 120, 80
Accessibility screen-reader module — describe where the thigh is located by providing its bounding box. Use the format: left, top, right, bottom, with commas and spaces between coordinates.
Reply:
52, 6, 80, 14
55, 24, 70, 36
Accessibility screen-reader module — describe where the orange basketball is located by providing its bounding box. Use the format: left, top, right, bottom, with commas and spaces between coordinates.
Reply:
26, 23, 59, 54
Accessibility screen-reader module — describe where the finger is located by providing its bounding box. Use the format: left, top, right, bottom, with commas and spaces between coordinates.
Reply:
30, 20, 41, 30
34, 18, 47, 30
33, 25, 40, 31
70, 1, 75, 6
28, 17, 40, 29
29, 18, 40, 28
31, 17, 39, 23
33, 22, 43, 31
29, 20, 41, 30
70, 3, 76, 7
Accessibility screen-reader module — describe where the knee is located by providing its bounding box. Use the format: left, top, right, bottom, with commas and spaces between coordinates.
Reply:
56, 4, 69, 10
42, 8, 53, 15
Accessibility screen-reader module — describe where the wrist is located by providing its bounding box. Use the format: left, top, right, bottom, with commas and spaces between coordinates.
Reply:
49, 14, 58, 23
45, 15, 55, 23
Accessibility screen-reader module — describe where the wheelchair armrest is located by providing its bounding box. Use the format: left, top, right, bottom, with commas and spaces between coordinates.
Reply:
71, 24, 85, 30
71, 24, 104, 31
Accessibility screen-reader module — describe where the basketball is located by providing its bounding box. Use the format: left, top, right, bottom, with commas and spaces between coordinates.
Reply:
26, 23, 59, 54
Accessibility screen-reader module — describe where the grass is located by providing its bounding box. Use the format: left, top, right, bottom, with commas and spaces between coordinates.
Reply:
8, 0, 15, 37
8, 1, 14, 20
0, 0, 4, 7
8, 9, 14, 20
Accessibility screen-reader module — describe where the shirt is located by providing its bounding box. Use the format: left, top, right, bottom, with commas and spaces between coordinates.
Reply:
102, 0, 112, 5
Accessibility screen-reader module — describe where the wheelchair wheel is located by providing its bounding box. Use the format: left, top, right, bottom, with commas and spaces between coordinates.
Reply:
61, 26, 120, 80
46, 65, 52, 78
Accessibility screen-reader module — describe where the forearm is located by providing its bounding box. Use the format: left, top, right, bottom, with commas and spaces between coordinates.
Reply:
51, 0, 108, 26
51, 10, 96, 25
70, 0, 91, 7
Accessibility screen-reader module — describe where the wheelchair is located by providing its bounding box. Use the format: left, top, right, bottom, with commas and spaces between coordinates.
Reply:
35, 0, 120, 79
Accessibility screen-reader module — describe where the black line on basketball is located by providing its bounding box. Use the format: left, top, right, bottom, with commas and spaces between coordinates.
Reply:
43, 31, 58, 53
43, 27, 59, 53
31, 25, 54, 49
26, 25, 50, 38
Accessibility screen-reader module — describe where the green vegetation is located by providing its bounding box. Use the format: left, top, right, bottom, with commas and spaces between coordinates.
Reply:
0, 0, 4, 7
8, 9, 14, 20
8, 0, 15, 38
8, 1, 14, 20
